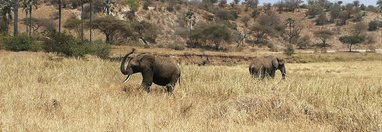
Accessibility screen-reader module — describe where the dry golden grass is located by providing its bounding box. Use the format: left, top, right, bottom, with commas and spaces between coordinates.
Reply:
1, 51, 382, 131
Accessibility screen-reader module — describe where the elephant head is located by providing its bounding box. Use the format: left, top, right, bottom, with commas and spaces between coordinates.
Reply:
272, 57, 286, 79
120, 48, 141, 83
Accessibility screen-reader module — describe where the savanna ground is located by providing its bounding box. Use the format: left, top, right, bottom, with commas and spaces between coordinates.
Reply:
1, 51, 382, 131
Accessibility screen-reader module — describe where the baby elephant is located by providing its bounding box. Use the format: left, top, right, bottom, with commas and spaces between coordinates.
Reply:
249, 56, 286, 80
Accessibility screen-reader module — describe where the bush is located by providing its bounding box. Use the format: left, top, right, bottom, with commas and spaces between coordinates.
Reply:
83, 41, 110, 58
297, 35, 311, 49
44, 32, 110, 58
284, 44, 295, 56
368, 20, 379, 31
167, 43, 185, 50
0, 35, 4, 50
267, 43, 278, 52
3, 34, 40, 51
143, 1, 150, 10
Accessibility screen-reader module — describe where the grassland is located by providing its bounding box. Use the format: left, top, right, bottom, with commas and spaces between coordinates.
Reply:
1, 51, 382, 131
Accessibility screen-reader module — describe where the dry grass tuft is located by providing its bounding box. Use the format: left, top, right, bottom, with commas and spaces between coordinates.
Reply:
1, 51, 382, 131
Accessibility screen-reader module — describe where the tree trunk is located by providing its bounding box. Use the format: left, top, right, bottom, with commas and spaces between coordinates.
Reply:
106, 0, 110, 15
25, 11, 28, 34
81, 0, 84, 43
14, 0, 19, 36
140, 37, 148, 45
58, 0, 62, 33
349, 44, 352, 52
89, 1, 92, 44
105, 33, 111, 44
29, 4, 32, 36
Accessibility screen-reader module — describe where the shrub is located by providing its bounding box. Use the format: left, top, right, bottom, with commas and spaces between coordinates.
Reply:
368, 20, 379, 31
296, 35, 311, 49
267, 43, 278, 52
167, 43, 185, 50
43, 31, 78, 56
43, 32, 110, 58
3, 34, 40, 51
284, 44, 295, 56
306, 3, 323, 18
143, 1, 150, 10
82, 40, 110, 58
315, 13, 328, 25
0, 35, 4, 50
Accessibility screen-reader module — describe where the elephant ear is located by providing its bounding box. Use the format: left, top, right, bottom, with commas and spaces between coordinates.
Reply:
272, 58, 279, 68
277, 58, 285, 65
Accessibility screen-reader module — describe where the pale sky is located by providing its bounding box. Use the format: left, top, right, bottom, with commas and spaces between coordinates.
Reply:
227, 0, 378, 6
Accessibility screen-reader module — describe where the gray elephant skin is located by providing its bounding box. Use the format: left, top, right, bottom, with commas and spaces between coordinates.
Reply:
249, 56, 286, 79
120, 49, 181, 95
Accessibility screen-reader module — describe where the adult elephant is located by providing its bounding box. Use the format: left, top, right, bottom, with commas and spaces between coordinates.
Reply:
249, 56, 286, 80
120, 49, 181, 95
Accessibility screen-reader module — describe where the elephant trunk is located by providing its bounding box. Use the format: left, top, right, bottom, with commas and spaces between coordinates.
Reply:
120, 49, 135, 82
281, 66, 286, 79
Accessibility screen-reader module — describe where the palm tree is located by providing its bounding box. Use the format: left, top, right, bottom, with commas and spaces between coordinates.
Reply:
58, 0, 62, 33
0, 0, 13, 34
21, 0, 38, 36
13, 0, 18, 36
89, 0, 92, 44
378, 0, 382, 12
81, 0, 84, 43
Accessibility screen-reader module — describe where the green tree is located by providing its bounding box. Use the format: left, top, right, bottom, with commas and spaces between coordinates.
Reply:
314, 30, 334, 52
91, 16, 129, 44
352, 22, 366, 36
190, 23, 231, 50
368, 20, 379, 31
296, 35, 311, 49
339, 35, 365, 52
130, 20, 159, 45
329, 3, 341, 22
64, 16, 82, 37
306, 3, 323, 18
315, 12, 328, 25
251, 24, 273, 45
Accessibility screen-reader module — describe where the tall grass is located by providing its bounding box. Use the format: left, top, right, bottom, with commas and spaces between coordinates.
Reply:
0, 51, 381, 131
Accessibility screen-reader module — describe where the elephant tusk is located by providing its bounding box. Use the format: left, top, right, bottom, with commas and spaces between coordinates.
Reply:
123, 75, 131, 83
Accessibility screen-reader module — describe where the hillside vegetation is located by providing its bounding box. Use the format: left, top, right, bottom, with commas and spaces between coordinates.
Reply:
1, 0, 381, 54
0, 51, 381, 131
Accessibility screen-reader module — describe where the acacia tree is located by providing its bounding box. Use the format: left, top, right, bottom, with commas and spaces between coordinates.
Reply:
339, 36, 365, 52
189, 23, 231, 50
314, 30, 334, 52
91, 16, 129, 44
251, 24, 273, 45
130, 20, 159, 45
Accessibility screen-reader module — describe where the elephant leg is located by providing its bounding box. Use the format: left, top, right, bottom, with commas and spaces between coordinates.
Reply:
166, 75, 179, 95
140, 83, 151, 93
166, 84, 174, 96
260, 70, 265, 80
270, 70, 276, 79
141, 72, 153, 93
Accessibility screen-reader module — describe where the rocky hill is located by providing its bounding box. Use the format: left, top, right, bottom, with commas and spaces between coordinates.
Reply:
7, 0, 382, 53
